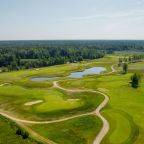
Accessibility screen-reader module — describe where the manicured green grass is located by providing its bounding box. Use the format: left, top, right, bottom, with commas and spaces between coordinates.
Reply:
29, 115, 102, 144
59, 72, 144, 143
0, 115, 38, 144
3, 55, 144, 144
0, 55, 115, 81
0, 57, 112, 121
102, 109, 139, 144
0, 84, 103, 120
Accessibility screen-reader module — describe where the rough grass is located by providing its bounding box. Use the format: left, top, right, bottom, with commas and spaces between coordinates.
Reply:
0, 115, 38, 144
129, 61, 144, 72
29, 115, 102, 144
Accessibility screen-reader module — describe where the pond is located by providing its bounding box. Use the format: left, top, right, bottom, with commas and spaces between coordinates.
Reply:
68, 67, 106, 78
31, 77, 59, 81
31, 67, 106, 81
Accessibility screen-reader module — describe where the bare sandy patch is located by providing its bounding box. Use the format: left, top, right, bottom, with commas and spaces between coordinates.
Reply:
0, 83, 9, 87
67, 99, 80, 103
24, 100, 43, 106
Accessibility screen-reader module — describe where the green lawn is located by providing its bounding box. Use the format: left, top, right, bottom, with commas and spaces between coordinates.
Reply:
0, 84, 103, 120
59, 72, 144, 143
2, 55, 144, 144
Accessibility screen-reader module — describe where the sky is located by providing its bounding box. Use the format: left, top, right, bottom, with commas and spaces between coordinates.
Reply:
0, 0, 144, 40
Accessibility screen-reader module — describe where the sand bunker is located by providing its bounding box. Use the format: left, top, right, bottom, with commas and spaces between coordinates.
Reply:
67, 99, 80, 103
0, 83, 9, 87
24, 100, 43, 106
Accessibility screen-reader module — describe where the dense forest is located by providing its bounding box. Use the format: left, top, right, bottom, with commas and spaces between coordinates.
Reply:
0, 40, 144, 72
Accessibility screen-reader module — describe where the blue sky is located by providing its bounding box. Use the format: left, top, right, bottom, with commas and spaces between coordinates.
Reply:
0, 0, 144, 40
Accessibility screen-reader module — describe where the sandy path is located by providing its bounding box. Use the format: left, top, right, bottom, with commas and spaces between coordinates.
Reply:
101, 64, 116, 75
0, 64, 116, 144
53, 81, 110, 144
17, 122, 57, 144
53, 64, 117, 144
0, 111, 93, 124
0, 82, 109, 144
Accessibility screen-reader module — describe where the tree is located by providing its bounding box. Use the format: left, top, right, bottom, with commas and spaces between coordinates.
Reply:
131, 73, 141, 88
123, 63, 128, 74
118, 58, 123, 67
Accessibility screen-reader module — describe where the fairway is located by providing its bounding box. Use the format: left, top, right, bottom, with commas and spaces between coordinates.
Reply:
1, 0, 144, 143
0, 55, 144, 144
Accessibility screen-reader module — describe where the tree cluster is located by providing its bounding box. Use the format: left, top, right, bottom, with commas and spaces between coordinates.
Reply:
0, 42, 105, 71
1, 40, 144, 72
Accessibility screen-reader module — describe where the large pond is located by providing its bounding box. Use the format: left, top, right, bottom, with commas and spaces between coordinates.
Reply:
68, 67, 106, 78
31, 67, 106, 81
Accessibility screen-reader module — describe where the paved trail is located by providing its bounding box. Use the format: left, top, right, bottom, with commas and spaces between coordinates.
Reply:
0, 64, 117, 144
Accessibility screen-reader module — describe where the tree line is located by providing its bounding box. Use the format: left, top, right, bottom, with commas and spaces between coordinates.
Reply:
0, 42, 105, 71
1, 40, 144, 72
118, 54, 144, 66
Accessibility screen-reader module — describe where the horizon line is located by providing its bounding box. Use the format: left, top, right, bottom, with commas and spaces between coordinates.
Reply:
0, 39, 144, 41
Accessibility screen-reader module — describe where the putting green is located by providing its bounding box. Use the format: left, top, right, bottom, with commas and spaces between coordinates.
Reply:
101, 109, 139, 144
0, 84, 104, 120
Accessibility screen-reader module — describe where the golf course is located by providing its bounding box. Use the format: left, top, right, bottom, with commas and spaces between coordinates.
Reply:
0, 54, 144, 144
1, 0, 144, 142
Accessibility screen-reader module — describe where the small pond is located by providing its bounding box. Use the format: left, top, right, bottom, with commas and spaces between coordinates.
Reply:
31, 77, 59, 81
31, 67, 106, 81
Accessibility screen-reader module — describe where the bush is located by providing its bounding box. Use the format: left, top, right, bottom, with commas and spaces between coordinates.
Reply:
16, 128, 23, 135
22, 131, 29, 139
16, 128, 29, 139
131, 73, 142, 88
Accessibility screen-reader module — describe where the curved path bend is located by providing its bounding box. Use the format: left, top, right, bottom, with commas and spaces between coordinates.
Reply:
0, 111, 93, 124
0, 82, 110, 144
0, 64, 117, 144
53, 81, 109, 144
